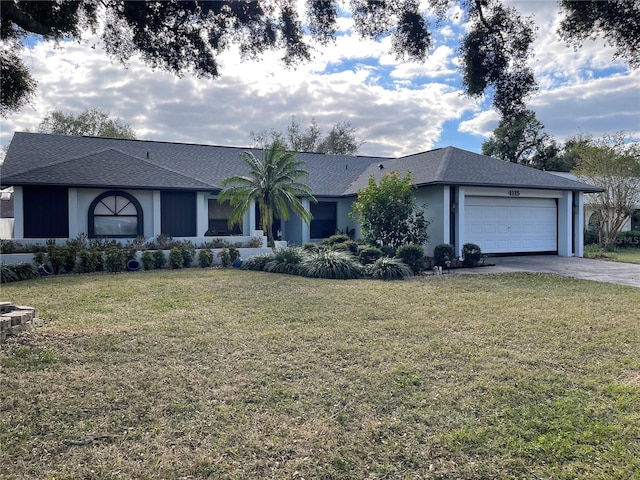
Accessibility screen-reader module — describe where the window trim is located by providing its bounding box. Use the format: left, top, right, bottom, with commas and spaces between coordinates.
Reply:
88, 190, 143, 238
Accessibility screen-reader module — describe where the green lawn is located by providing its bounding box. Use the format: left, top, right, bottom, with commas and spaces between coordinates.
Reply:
1, 270, 639, 479
583, 245, 640, 265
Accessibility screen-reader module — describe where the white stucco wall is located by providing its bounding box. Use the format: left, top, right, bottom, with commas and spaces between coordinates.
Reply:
414, 185, 447, 256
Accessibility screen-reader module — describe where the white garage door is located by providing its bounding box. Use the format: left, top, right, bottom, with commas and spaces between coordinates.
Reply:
464, 196, 557, 254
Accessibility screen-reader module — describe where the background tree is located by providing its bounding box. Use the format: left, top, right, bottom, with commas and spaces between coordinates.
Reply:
538, 134, 593, 173
573, 133, 640, 250
481, 109, 557, 166
2, 1, 638, 117
559, 0, 640, 68
218, 140, 316, 245
251, 116, 362, 155
350, 171, 429, 250
37, 108, 136, 139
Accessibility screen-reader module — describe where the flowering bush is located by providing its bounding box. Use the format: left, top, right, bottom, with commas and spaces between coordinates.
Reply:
350, 171, 430, 249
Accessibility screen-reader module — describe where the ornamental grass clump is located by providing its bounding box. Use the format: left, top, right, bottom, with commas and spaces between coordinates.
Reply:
367, 256, 413, 280
0, 263, 38, 283
264, 247, 305, 275
240, 253, 274, 271
299, 250, 364, 279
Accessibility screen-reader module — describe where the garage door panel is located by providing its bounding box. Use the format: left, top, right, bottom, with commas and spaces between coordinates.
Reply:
464, 196, 557, 254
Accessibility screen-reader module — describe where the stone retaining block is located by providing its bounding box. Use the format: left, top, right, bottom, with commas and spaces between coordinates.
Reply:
0, 303, 38, 343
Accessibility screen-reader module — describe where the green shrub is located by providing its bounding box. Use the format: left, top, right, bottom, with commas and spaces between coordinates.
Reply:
323, 234, 351, 246
462, 243, 482, 266
46, 243, 78, 274
217, 248, 232, 267
358, 246, 384, 265
63, 245, 78, 273
584, 229, 599, 246
104, 246, 127, 273
76, 249, 101, 273
240, 253, 273, 271
201, 238, 230, 249
152, 250, 166, 269
330, 240, 358, 255
245, 237, 264, 248
141, 251, 154, 270
33, 251, 46, 266
169, 247, 185, 269
350, 171, 430, 249
299, 250, 365, 279
228, 245, 240, 263
433, 244, 454, 267
336, 226, 356, 240
1, 263, 39, 283
180, 242, 196, 267
264, 247, 305, 275
395, 244, 426, 273
91, 249, 104, 272
366, 257, 413, 280
615, 230, 640, 248
88, 237, 118, 250
66, 233, 88, 250
198, 249, 214, 268
146, 234, 178, 250
1, 240, 16, 254
379, 244, 396, 257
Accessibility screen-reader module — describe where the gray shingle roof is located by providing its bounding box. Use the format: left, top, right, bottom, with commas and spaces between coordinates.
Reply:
1, 132, 601, 195
344, 147, 602, 194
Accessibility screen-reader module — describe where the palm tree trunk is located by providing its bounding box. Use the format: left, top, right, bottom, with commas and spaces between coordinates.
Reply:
262, 206, 274, 245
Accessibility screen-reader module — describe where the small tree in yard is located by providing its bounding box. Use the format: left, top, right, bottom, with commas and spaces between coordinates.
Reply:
218, 140, 316, 244
574, 133, 640, 250
350, 171, 429, 250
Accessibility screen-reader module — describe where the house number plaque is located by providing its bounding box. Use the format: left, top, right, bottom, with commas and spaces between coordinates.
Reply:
508, 190, 520, 197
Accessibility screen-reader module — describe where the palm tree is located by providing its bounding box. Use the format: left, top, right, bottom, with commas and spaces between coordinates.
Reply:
218, 140, 317, 244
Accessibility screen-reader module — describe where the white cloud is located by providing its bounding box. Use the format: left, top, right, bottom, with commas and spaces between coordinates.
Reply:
1, 3, 638, 159
1, 31, 478, 157
458, 110, 500, 138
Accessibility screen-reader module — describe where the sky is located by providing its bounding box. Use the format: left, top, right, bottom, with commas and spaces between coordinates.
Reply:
1, 1, 639, 159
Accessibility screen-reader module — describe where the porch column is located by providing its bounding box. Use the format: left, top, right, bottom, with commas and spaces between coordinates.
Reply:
197, 192, 208, 236
454, 188, 466, 259
12, 187, 23, 238
301, 197, 310, 243
244, 198, 256, 235
152, 191, 161, 237
558, 191, 572, 257
574, 192, 585, 257
442, 186, 451, 245
68, 188, 79, 238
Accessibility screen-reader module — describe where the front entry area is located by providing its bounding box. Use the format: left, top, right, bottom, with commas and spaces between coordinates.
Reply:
464, 196, 558, 254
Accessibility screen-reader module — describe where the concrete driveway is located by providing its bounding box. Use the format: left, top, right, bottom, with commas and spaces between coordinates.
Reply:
454, 255, 640, 288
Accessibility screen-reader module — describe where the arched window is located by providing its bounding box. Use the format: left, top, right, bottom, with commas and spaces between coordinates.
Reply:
88, 191, 143, 238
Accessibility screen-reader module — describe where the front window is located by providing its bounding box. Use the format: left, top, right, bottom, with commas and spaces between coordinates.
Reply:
89, 191, 143, 237
632, 210, 640, 231
310, 201, 337, 239
207, 199, 242, 235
